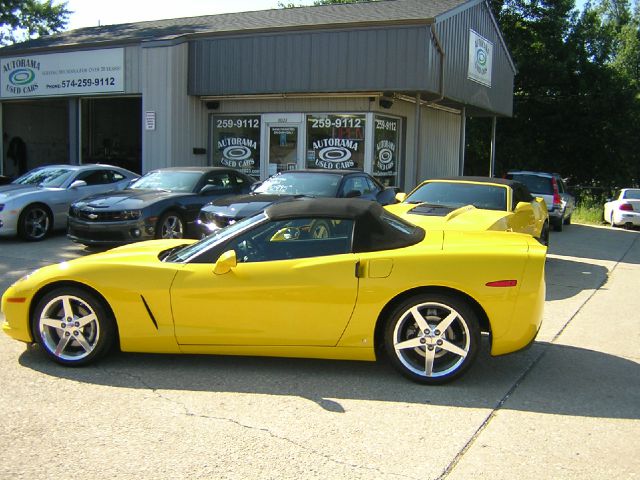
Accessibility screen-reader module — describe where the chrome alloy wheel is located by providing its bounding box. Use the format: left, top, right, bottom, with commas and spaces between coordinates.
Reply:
392, 301, 471, 379
160, 214, 184, 239
37, 295, 100, 362
22, 206, 50, 240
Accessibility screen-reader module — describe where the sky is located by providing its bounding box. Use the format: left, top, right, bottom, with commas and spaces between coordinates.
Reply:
65, 0, 316, 30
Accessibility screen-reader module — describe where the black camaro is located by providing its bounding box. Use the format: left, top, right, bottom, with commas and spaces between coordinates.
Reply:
197, 169, 399, 237
68, 167, 256, 246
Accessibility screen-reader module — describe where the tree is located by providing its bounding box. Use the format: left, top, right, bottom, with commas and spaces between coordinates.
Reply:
0, 0, 70, 46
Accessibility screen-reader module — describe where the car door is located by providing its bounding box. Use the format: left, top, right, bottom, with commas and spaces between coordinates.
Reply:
170, 217, 359, 346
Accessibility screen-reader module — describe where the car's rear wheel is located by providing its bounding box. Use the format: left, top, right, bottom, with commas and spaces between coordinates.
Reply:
563, 214, 572, 225
538, 221, 550, 247
31, 287, 116, 366
552, 216, 564, 232
18, 204, 51, 241
157, 211, 184, 239
384, 293, 480, 385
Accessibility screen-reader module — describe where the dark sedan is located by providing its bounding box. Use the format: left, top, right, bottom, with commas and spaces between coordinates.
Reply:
196, 169, 398, 236
68, 167, 256, 246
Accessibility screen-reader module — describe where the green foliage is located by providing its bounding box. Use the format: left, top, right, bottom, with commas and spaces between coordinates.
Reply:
467, 0, 640, 190
572, 190, 609, 224
0, 0, 70, 45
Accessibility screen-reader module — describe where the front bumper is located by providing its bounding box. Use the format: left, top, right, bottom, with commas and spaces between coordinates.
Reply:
68, 217, 156, 246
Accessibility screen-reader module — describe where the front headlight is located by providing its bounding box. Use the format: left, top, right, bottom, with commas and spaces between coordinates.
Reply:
121, 210, 142, 220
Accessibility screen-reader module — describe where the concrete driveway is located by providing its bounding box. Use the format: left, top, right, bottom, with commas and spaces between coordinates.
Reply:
0, 226, 638, 479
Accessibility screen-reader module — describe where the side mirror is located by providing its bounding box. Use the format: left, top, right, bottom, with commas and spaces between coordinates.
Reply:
395, 192, 407, 202
515, 201, 533, 213
213, 250, 237, 275
250, 182, 262, 192
270, 227, 300, 242
344, 190, 361, 198
69, 180, 87, 189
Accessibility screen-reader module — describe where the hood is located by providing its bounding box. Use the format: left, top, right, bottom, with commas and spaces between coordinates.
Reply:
386, 203, 508, 231
72, 188, 188, 210
0, 184, 43, 202
201, 193, 298, 220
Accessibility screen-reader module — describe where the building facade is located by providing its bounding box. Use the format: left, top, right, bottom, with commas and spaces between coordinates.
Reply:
0, 0, 515, 190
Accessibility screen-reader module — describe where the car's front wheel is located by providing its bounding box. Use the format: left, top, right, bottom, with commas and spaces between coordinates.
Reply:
18, 204, 51, 241
384, 293, 480, 384
31, 287, 116, 366
157, 211, 184, 239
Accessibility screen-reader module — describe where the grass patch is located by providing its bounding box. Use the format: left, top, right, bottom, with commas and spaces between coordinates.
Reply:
572, 193, 606, 226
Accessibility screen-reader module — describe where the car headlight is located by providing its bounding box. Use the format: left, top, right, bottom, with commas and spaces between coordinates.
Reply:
121, 210, 142, 220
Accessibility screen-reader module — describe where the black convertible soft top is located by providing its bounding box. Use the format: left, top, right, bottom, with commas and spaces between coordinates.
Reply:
265, 198, 425, 252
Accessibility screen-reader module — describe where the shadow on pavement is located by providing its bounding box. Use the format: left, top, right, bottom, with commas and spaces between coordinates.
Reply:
18, 340, 639, 420
548, 224, 640, 264
545, 256, 609, 301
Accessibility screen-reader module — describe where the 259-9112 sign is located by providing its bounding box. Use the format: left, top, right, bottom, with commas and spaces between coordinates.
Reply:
61, 77, 116, 88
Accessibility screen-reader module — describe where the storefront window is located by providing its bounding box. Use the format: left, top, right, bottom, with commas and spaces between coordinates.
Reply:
211, 115, 261, 177
373, 115, 401, 187
306, 114, 366, 170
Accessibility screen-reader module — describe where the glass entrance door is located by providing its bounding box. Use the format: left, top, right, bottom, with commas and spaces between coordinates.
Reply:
267, 125, 299, 176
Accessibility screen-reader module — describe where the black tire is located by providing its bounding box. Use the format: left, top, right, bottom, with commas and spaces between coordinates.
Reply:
384, 293, 481, 385
31, 287, 116, 366
156, 211, 185, 239
563, 214, 572, 225
18, 204, 51, 241
552, 217, 564, 232
309, 219, 331, 239
538, 221, 550, 247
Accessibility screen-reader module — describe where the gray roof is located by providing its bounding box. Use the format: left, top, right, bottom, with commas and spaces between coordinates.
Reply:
1, 0, 469, 53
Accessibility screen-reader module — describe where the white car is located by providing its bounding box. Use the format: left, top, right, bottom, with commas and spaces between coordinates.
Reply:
0, 164, 138, 241
604, 188, 640, 228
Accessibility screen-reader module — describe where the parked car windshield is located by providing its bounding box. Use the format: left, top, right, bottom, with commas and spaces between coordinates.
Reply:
163, 213, 268, 263
13, 167, 75, 188
131, 170, 202, 193
405, 182, 507, 211
254, 172, 341, 197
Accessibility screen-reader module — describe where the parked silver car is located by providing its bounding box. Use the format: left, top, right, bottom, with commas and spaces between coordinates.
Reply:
506, 171, 575, 231
0, 164, 138, 241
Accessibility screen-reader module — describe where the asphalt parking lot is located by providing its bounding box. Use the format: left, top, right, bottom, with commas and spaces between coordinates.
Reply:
0, 225, 638, 479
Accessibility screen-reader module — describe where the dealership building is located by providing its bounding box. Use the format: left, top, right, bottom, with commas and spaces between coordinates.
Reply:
0, 0, 515, 189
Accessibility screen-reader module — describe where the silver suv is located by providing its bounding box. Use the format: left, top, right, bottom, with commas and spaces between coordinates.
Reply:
506, 171, 575, 231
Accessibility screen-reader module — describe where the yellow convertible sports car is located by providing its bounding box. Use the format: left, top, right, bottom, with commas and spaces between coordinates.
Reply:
387, 177, 550, 246
2, 198, 545, 384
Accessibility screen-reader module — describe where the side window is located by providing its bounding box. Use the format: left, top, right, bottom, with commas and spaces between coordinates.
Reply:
205, 172, 231, 189
76, 169, 111, 186
110, 171, 125, 182
341, 177, 367, 196
227, 217, 353, 263
365, 176, 381, 195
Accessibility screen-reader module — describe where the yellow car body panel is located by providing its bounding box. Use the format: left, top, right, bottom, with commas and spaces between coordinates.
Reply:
386, 179, 548, 240
2, 230, 544, 362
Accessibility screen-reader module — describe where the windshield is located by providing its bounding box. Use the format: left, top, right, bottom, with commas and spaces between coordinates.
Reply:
506, 174, 553, 195
13, 167, 75, 188
623, 189, 640, 200
131, 170, 202, 193
254, 172, 341, 197
164, 213, 268, 263
405, 182, 507, 211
